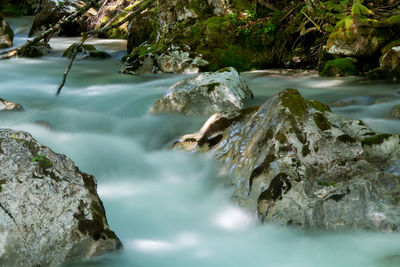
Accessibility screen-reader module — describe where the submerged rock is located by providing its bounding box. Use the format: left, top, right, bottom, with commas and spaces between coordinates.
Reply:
0, 129, 121, 266
20, 42, 51, 57
174, 89, 400, 231
0, 13, 13, 49
151, 67, 253, 115
392, 105, 400, 119
0, 98, 23, 111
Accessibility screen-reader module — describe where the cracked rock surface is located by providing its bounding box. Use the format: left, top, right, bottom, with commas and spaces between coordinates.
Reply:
174, 88, 400, 231
0, 129, 121, 266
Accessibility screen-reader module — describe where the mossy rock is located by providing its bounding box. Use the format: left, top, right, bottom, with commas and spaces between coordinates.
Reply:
63, 44, 110, 59
320, 58, 358, 77
19, 42, 50, 57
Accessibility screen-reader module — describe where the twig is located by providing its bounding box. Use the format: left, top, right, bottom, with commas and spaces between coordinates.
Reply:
55, 0, 154, 95
56, 36, 87, 95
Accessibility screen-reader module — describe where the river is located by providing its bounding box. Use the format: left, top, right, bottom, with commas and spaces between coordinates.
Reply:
1, 17, 400, 267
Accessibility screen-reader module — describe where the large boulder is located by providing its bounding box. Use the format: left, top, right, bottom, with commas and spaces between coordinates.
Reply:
0, 129, 121, 266
174, 89, 400, 231
29, 0, 89, 37
0, 13, 13, 49
150, 67, 253, 115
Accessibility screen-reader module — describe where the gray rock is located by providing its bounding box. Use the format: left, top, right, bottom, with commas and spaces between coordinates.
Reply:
174, 89, 400, 231
391, 105, 400, 119
0, 129, 121, 266
0, 98, 23, 111
0, 13, 13, 49
151, 67, 253, 115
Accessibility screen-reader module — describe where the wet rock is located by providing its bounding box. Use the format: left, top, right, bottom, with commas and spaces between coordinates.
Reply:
0, 98, 23, 111
391, 105, 400, 119
175, 88, 400, 231
20, 42, 51, 57
330, 96, 374, 108
63, 43, 110, 59
0, 129, 121, 266
151, 67, 253, 115
0, 13, 13, 49
122, 44, 208, 74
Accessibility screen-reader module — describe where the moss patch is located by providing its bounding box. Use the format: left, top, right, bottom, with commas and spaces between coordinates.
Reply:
32, 153, 53, 170
361, 134, 392, 146
280, 89, 308, 118
321, 58, 358, 77
307, 100, 331, 113
314, 112, 331, 131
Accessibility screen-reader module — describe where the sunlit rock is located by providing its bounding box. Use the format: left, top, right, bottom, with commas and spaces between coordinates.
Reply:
151, 67, 253, 115
174, 88, 400, 231
0, 13, 13, 49
0, 129, 121, 266
0, 98, 23, 111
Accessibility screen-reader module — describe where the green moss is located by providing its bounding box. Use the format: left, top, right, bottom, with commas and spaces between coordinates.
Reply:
337, 134, 357, 143
280, 89, 308, 118
275, 131, 288, 144
307, 100, 332, 113
381, 40, 400, 54
206, 83, 220, 93
320, 58, 358, 77
318, 180, 337, 187
32, 153, 53, 170
385, 14, 400, 26
314, 112, 331, 131
361, 134, 392, 146
73, 200, 117, 241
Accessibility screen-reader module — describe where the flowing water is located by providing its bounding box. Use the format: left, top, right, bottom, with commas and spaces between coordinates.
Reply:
1, 17, 400, 267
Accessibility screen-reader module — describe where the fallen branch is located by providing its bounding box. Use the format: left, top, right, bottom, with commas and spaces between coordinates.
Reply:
55, 0, 154, 95
56, 35, 88, 95
0, 0, 96, 59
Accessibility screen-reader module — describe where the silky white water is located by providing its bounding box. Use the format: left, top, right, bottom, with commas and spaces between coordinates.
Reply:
1, 17, 400, 267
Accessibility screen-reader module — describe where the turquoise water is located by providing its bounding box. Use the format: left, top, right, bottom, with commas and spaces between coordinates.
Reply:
1, 18, 400, 267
